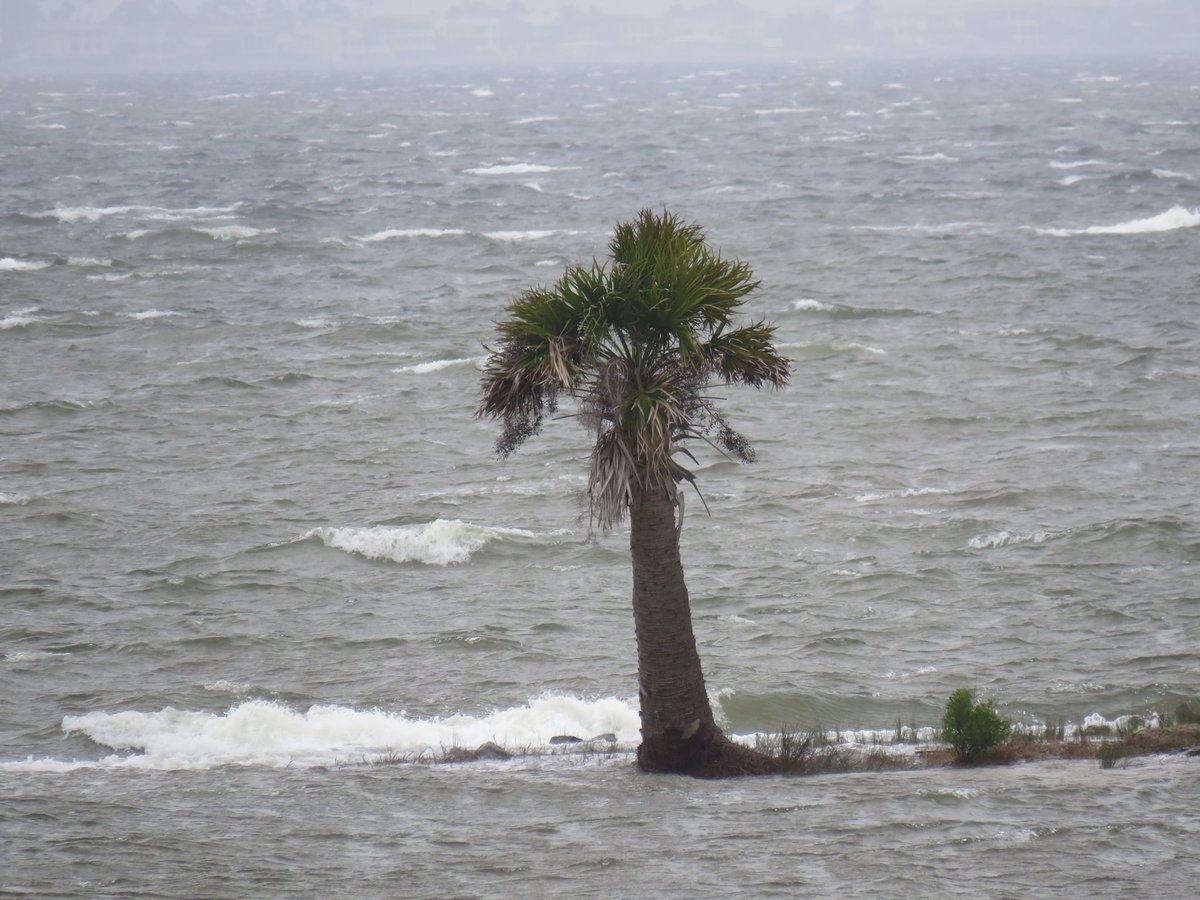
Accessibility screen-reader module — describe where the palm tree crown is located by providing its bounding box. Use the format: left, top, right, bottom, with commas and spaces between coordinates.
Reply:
478, 208, 790, 529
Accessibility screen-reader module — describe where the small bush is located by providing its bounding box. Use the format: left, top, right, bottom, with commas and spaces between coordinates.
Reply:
756, 726, 913, 776
756, 726, 815, 775
942, 688, 1013, 763
1098, 742, 1134, 769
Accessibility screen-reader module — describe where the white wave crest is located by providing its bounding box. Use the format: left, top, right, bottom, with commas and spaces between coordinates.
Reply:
512, 115, 559, 125
791, 299, 836, 311
0, 695, 642, 771
1, 307, 44, 329
41, 205, 137, 222
850, 221, 982, 234
482, 229, 576, 242
310, 519, 535, 565
855, 487, 950, 503
754, 107, 819, 115
393, 357, 481, 375
37, 204, 239, 223
968, 529, 1065, 550
195, 225, 275, 241
835, 340, 885, 355
128, 309, 179, 320
358, 228, 468, 242
1039, 205, 1200, 236
0, 257, 51, 272
897, 152, 959, 162
0, 492, 33, 505
1151, 168, 1195, 181
4, 649, 68, 662
463, 163, 580, 176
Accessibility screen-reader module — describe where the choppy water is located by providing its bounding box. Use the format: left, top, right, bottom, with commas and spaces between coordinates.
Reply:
2, 58, 1199, 897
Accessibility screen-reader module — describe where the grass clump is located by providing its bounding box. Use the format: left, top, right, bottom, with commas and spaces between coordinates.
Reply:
757, 726, 814, 775
755, 726, 913, 776
942, 688, 1013, 764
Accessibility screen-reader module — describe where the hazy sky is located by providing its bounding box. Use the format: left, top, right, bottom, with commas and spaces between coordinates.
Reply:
29, 0, 1149, 15
6, 0, 1194, 75
387, 0, 1096, 12
390, 0, 1130, 12
19, 0, 1167, 22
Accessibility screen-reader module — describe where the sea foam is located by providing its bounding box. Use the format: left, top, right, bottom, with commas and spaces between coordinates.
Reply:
358, 228, 468, 242
855, 487, 950, 503
753, 107, 819, 115
482, 229, 576, 242
309, 519, 537, 565
37, 204, 240, 223
195, 225, 275, 241
0, 695, 643, 771
463, 163, 580, 176
968, 529, 1065, 550
1039, 205, 1200, 236
791, 299, 837, 311
0, 258, 51, 272
392, 357, 481, 374
1, 307, 44, 329
897, 152, 959, 162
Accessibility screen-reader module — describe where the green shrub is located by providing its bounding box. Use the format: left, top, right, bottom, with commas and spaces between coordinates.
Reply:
942, 688, 1013, 763
1098, 741, 1139, 769
755, 726, 815, 775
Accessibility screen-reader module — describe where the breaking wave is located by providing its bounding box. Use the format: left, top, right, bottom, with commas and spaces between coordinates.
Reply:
358, 227, 469, 242
1039, 205, 1200, 236
307, 519, 541, 565
463, 163, 580, 176
34, 204, 240, 224
0, 257, 51, 272
1, 695, 641, 772
392, 357, 481, 374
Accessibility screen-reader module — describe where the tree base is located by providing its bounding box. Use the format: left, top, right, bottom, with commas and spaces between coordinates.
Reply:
636, 722, 774, 778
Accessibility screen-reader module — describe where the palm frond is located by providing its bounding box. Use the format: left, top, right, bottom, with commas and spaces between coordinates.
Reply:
480, 208, 789, 528
589, 426, 640, 531
703, 321, 792, 388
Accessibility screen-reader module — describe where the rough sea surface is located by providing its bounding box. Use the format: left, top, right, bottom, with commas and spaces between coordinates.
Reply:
2, 58, 1199, 897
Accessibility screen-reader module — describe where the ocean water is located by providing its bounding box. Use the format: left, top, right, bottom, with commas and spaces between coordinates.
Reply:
2, 57, 1199, 897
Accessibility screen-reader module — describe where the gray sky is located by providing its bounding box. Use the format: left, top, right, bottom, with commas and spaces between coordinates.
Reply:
19, 0, 1170, 18
3, 0, 1197, 74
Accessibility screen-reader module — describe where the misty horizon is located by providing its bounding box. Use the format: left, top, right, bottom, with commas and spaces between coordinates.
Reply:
2, 0, 1198, 76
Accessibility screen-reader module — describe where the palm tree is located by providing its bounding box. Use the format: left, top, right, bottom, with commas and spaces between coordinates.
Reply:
478, 209, 790, 776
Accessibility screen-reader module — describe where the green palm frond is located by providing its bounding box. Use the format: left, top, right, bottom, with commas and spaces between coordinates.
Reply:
479, 208, 791, 527
703, 321, 791, 388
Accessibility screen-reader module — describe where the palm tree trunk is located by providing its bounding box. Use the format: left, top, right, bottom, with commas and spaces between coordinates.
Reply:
629, 481, 771, 776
